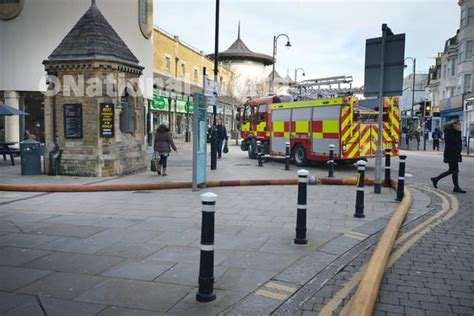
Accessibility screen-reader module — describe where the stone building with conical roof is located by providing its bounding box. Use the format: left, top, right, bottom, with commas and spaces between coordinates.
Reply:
43, 0, 147, 177
208, 23, 274, 102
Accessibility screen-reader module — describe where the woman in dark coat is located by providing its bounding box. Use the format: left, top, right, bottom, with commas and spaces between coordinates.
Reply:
430, 119, 466, 193
154, 121, 177, 176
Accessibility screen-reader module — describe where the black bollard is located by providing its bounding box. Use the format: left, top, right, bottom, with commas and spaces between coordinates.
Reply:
294, 169, 309, 245
384, 148, 392, 187
328, 144, 335, 178
396, 155, 407, 202
257, 141, 263, 167
285, 142, 291, 171
354, 160, 366, 218
196, 192, 217, 302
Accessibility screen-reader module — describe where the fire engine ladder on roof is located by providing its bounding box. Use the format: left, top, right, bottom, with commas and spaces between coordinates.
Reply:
289, 75, 365, 100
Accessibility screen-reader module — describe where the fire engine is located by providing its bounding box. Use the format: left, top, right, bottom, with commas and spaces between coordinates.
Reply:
239, 95, 400, 165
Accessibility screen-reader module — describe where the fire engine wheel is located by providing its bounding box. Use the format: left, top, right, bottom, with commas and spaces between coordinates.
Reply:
248, 141, 257, 159
293, 144, 308, 166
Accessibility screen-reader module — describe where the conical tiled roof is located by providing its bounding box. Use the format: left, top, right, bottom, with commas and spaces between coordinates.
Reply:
45, 1, 140, 67
208, 23, 274, 66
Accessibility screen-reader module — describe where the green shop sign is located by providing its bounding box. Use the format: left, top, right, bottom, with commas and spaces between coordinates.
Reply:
152, 95, 194, 113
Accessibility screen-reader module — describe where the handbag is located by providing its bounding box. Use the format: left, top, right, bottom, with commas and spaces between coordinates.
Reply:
223, 141, 229, 154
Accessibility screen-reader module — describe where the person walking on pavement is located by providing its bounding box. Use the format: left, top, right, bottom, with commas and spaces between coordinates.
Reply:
432, 127, 442, 151
415, 128, 421, 150
216, 119, 228, 159
154, 121, 177, 176
431, 119, 466, 193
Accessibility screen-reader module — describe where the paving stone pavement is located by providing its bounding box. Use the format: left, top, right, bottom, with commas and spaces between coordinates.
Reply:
0, 141, 407, 315
295, 185, 474, 316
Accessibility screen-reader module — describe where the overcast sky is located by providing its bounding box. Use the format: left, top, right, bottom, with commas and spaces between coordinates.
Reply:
154, 0, 460, 87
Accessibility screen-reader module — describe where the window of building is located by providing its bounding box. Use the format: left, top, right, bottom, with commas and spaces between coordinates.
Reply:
465, 74, 472, 93
181, 63, 186, 76
165, 57, 171, 71
443, 64, 447, 79
468, 7, 474, 27
120, 93, 135, 134
450, 58, 456, 76
194, 68, 199, 81
442, 90, 446, 100
466, 40, 474, 60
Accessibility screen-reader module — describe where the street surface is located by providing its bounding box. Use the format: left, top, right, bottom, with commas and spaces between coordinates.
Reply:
295, 148, 474, 315
0, 141, 472, 315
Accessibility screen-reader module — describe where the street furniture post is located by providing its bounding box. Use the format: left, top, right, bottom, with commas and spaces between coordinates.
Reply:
294, 169, 309, 245
285, 142, 291, 170
354, 160, 367, 218
384, 148, 392, 187
396, 155, 407, 201
257, 141, 263, 167
328, 144, 335, 178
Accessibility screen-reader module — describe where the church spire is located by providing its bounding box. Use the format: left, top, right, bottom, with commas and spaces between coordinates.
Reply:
237, 21, 241, 39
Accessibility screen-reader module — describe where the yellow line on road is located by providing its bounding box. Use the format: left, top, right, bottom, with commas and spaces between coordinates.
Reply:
264, 282, 297, 293
319, 186, 457, 316
255, 289, 289, 301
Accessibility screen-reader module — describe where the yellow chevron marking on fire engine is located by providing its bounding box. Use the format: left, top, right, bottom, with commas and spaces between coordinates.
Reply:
264, 282, 297, 293
257, 122, 266, 132
323, 120, 339, 133
242, 122, 250, 132
284, 132, 290, 138
312, 132, 323, 139
255, 289, 289, 301
296, 121, 309, 133
273, 121, 284, 132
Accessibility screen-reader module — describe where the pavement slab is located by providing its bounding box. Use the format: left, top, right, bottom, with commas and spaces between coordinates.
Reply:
16, 271, 109, 300
0, 292, 37, 314
23, 251, 124, 275
76, 278, 191, 312
0, 266, 52, 291
97, 306, 165, 316
0, 247, 50, 266
40, 297, 107, 316
100, 260, 176, 281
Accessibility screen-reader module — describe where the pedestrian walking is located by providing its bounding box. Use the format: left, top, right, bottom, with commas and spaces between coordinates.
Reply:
432, 127, 442, 151
415, 129, 421, 150
154, 121, 177, 176
216, 119, 228, 159
431, 119, 466, 193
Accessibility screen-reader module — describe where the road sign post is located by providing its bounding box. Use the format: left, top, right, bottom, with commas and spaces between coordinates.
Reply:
364, 24, 405, 194
192, 93, 208, 191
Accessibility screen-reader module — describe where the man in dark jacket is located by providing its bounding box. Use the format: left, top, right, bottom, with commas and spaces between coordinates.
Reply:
216, 120, 228, 158
430, 119, 466, 193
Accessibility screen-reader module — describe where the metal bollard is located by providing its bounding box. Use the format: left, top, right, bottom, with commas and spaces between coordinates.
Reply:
384, 148, 392, 187
257, 141, 263, 167
327, 144, 335, 178
294, 169, 309, 245
196, 192, 217, 302
285, 142, 291, 171
354, 160, 366, 218
396, 155, 407, 202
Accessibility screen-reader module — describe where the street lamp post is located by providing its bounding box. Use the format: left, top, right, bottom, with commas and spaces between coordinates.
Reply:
271, 34, 291, 94
294, 68, 305, 83
404, 57, 416, 128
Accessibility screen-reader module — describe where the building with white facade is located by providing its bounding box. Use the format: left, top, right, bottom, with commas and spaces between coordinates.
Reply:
458, 0, 474, 146
208, 24, 274, 103
0, 0, 153, 144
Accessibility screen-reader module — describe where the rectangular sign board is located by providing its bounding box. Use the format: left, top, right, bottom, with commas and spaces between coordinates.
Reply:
192, 93, 208, 191
364, 33, 405, 97
99, 103, 115, 138
63, 104, 83, 139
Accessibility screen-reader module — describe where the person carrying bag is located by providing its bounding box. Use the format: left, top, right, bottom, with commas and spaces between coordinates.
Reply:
153, 121, 177, 176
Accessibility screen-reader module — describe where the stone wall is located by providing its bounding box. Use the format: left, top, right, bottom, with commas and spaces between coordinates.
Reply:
44, 60, 147, 177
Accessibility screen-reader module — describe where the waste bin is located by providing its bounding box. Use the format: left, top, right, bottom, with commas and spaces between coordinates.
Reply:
20, 139, 43, 176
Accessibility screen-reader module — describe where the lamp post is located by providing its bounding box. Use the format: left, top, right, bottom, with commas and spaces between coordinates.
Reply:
404, 57, 416, 128
210, 0, 220, 170
271, 34, 292, 94
294, 68, 305, 83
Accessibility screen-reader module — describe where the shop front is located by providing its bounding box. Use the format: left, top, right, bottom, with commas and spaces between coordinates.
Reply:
151, 95, 194, 137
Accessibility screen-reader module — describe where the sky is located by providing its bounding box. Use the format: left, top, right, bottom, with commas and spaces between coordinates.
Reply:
154, 0, 460, 87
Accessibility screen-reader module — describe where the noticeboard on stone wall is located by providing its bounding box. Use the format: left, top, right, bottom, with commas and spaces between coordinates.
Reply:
63, 104, 83, 139
100, 103, 115, 138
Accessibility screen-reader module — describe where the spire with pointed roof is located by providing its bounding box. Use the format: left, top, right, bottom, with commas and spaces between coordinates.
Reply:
207, 22, 274, 66
45, 0, 140, 67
